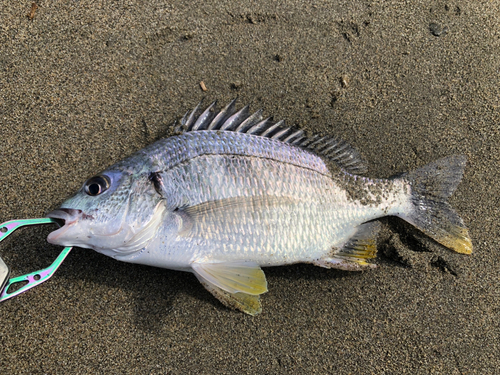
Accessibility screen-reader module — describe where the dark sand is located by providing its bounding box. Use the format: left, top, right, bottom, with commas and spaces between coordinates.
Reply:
1, 1, 499, 373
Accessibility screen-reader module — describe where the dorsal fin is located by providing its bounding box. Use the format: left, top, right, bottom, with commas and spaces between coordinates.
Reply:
174, 100, 368, 174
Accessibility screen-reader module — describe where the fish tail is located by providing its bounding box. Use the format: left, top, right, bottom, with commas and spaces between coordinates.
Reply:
398, 155, 472, 254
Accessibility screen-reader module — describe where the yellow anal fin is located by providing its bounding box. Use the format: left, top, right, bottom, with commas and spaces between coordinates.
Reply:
314, 222, 380, 271
337, 221, 379, 260
198, 279, 263, 316
192, 261, 268, 295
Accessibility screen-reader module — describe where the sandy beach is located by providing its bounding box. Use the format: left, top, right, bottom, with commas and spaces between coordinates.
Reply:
1, 1, 499, 373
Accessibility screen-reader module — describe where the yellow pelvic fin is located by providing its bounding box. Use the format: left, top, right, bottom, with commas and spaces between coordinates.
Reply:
191, 261, 268, 295
198, 280, 263, 316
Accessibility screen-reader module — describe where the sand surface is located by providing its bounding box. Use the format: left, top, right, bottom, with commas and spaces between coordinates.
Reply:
1, 1, 499, 373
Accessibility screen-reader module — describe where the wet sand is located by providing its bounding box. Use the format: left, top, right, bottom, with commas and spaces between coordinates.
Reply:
1, 1, 499, 373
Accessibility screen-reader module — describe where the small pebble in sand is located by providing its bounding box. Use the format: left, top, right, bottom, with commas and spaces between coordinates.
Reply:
27, 3, 38, 20
231, 80, 243, 90
429, 23, 448, 37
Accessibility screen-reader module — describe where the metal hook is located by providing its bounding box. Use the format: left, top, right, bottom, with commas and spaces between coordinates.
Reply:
0, 218, 72, 302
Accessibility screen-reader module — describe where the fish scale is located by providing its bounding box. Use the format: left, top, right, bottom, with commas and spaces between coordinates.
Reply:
152, 148, 401, 266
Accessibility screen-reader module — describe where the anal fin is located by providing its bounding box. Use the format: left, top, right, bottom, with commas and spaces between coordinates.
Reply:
314, 221, 380, 271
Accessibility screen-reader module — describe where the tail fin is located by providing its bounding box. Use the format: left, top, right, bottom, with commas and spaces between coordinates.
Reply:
399, 155, 472, 254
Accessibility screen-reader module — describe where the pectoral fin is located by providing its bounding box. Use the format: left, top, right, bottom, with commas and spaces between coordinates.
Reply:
191, 261, 268, 315
176, 195, 298, 238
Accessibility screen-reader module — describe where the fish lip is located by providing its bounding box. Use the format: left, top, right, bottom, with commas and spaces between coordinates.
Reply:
46, 208, 82, 222
46, 208, 83, 244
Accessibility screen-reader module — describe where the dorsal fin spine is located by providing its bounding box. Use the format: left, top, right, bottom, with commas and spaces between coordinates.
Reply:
260, 121, 283, 137
207, 99, 237, 130
283, 130, 304, 143
234, 109, 263, 133
184, 101, 202, 130
247, 117, 272, 135
220, 105, 249, 131
192, 101, 217, 131
270, 127, 291, 140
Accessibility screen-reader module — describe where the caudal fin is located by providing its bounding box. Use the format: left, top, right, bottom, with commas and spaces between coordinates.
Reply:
399, 155, 472, 254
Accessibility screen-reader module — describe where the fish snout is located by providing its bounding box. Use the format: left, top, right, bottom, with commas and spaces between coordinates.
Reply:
46, 208, 85, 245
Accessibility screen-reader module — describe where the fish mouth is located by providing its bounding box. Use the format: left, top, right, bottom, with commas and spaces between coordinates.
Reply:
46, 208, 83, 244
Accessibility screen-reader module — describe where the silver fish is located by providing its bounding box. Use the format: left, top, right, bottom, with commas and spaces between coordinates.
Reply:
46, 101, 472, 315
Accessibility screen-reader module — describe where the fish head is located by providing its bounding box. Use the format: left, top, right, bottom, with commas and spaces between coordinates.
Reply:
46, 168, 165, 257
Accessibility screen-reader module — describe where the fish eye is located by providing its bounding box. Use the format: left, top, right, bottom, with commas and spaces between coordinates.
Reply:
84, 175, 110, 196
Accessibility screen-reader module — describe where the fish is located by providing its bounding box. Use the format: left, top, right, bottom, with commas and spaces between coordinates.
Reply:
46, 100, 472, 315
